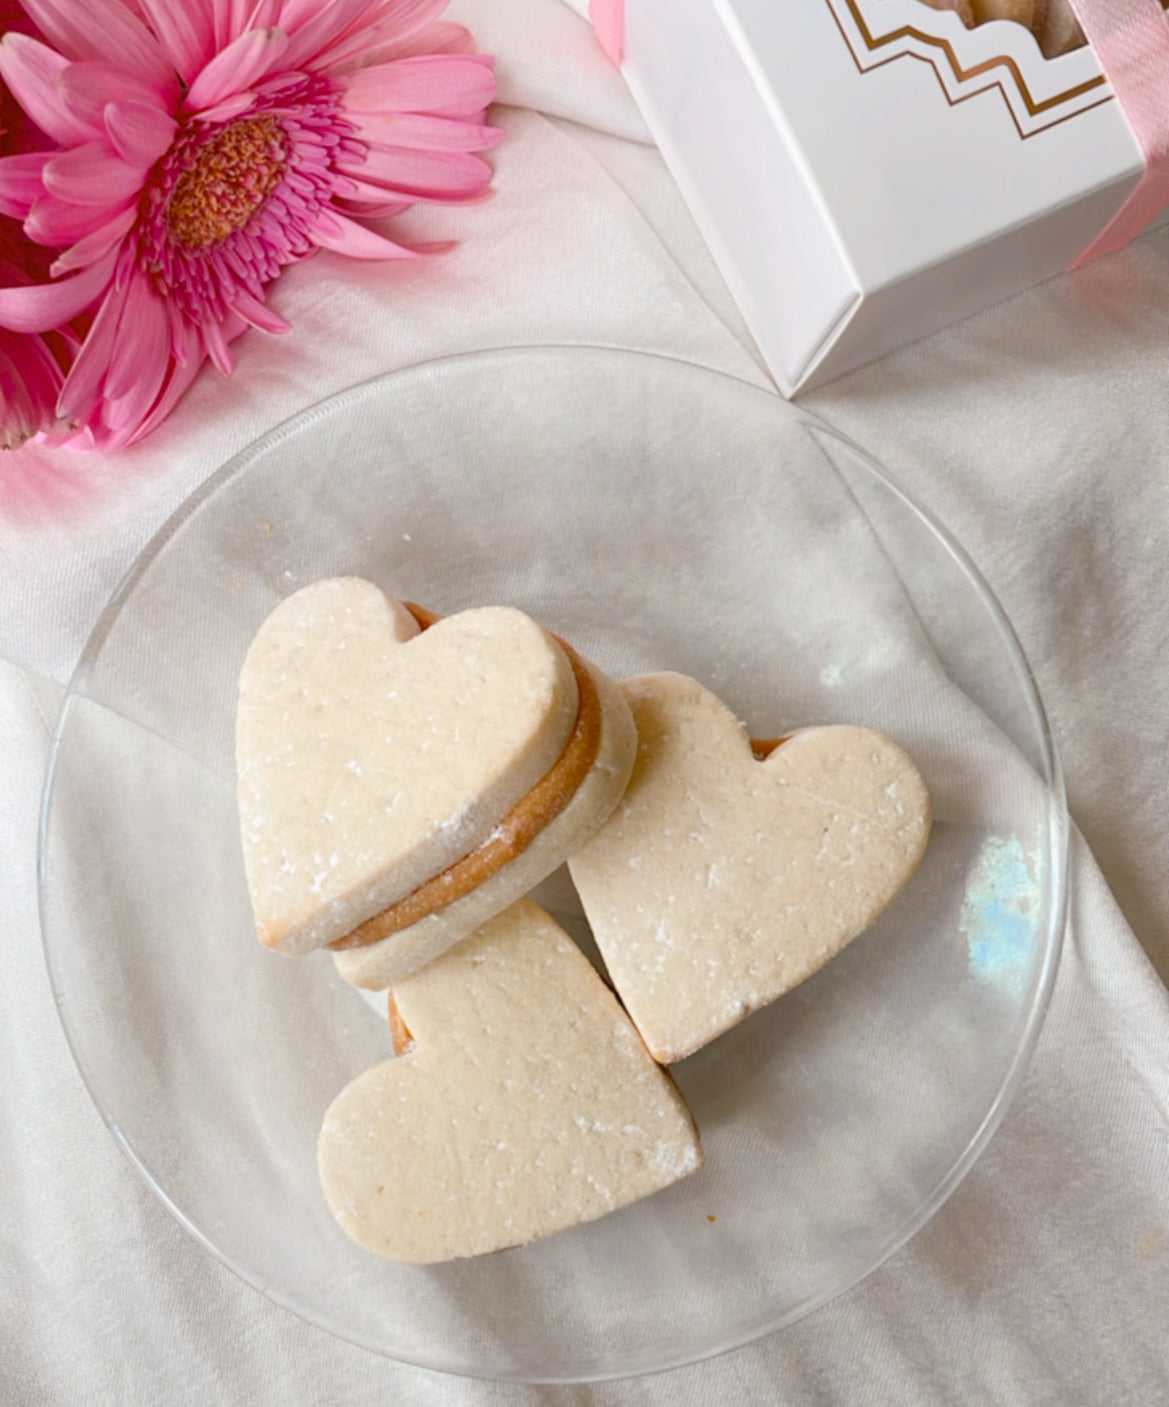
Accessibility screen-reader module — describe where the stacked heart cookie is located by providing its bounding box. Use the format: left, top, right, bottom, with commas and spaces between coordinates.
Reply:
236, 578, 931, 1263
235, 578, 638, 986
918, 0, 1085, 57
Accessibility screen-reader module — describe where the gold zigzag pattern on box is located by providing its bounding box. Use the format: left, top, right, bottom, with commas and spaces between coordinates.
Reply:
824, 0, 1153, 139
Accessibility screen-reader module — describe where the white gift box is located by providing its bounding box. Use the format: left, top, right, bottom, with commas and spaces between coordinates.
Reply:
589, 0, 1153, 394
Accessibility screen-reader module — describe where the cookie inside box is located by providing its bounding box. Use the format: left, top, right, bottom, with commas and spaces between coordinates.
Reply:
913, 1, 1086, 59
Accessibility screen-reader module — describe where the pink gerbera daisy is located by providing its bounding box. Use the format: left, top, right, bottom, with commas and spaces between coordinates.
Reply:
0, 0, 499, 450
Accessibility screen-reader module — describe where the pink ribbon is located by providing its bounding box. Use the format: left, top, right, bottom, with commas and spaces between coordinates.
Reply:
1069, 0, 1169, 266
588, 0, 624, 65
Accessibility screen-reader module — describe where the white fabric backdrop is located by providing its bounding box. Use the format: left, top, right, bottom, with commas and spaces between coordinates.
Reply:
3, 2, 1168, 1401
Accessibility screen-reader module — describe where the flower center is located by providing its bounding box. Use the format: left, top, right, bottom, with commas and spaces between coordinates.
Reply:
166, 115, 289, 250
138, 73, 361, 325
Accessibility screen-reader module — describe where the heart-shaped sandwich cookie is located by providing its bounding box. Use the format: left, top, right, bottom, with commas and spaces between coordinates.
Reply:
236, 578, 636, 986
317, 899, 703, 1262
568, 673, 932, 1063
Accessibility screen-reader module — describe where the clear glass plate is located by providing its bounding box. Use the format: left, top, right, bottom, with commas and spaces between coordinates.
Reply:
39, 346, 1068, 1383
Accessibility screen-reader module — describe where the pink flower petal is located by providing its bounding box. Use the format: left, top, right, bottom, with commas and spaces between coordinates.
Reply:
342, 54, 496, 119
122, 315, 209, 444
276, 0, 334, 31
102, 308, 248, 449
0, 247, 116, 333
134, 0, 216, 84
0, 329, 62, 447
0, 34, 97, 146
0, 153, 51, 220
102, 269, 167, 402
358, 21, 477, 66
279, 0, 383, 72
50, 205, 137, 276
104, 101, 178, 169
308, 209, 419, 259
350, 111, 502, 154
222, 0, 280, 49
69, 300, 201, 450
331, 178, 413, 218
184, 27, 289, 113
56, 279, 123, 420
188, 92, 258, 125
230, 286, 290, 334
321, 1, 452, 70
364, 0, 451, 41
20, 0, 173, 84
60, 60, 179, 127
212, 0, 238, 48
43, 145, 145, 208
338, 144, 492, 200
308, 15, 450, 72
201, 313, 235, 375
27, 190, 133, 246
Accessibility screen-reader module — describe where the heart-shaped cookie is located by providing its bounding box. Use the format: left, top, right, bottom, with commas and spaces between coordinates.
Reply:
317, 900, 703, 1263
235, 578, 579, 957
568, 673, 932, 1063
